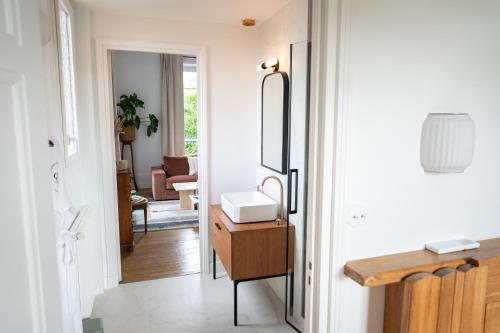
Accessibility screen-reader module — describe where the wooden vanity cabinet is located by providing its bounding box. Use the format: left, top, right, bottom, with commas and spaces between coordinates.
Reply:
209, 205, 294, 281
344, 238, 500, 333
210, 204, 294, 327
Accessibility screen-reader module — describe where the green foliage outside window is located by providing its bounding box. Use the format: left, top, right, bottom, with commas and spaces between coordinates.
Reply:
184, 90, 198, 155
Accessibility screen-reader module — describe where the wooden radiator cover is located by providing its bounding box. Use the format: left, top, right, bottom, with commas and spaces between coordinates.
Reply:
344, 238, 500, 333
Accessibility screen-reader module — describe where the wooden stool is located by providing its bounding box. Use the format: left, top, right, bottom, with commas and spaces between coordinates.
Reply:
132, 200, 148, 233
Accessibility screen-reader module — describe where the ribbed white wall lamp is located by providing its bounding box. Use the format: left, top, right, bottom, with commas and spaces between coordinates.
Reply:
420, 113, 476, 173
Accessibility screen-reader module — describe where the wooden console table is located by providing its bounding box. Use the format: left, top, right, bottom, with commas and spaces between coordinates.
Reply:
344, 238, 500, 333
209, 205, 294, 326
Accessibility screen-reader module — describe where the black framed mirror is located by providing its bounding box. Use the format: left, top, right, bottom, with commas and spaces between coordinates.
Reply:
261, 71, 289, 174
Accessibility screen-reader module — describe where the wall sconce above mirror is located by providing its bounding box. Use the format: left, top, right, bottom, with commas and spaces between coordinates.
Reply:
257, 57, 280, 72
261, 71, 289, 174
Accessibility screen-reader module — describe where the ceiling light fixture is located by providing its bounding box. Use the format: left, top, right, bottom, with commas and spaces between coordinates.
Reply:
242, 18, 256, 27
256, 58, 279, 72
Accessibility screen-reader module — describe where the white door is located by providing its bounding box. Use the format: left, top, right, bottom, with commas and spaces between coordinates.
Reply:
0, 1, 64, 332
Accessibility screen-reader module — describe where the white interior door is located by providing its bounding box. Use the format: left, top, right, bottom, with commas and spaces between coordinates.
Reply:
0, 1, 64, 332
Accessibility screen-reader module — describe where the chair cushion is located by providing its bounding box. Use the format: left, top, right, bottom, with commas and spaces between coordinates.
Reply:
166, 175, 198, 190
187, 156, 198, 176
163, 156, 189, 178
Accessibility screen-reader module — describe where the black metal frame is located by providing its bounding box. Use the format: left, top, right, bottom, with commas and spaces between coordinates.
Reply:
213, 249, 294, 327
284, 41, 312, 333
260, 71, 290, 175
289, 169, 299, 214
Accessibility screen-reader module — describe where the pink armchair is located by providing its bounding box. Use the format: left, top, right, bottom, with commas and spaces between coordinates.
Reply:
152, 156, 197, 201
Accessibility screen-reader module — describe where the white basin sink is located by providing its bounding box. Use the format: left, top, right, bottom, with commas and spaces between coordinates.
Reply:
221, 191, 278, 223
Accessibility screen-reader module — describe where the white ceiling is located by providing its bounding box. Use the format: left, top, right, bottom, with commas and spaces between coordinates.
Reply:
74, 0, 290, 26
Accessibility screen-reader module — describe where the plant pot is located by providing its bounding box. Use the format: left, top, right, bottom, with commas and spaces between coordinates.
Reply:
120, 125, 136, 142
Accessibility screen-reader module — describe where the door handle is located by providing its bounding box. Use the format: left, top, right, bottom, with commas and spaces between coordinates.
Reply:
215, 222, 222, 231
289, 169, 299, 214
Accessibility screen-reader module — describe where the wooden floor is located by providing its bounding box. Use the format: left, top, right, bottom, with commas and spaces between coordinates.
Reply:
135, 188, 153, 200
120, 228, 200, 283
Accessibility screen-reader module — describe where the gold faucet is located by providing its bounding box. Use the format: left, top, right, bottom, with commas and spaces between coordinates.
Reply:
261, 176, 285, 225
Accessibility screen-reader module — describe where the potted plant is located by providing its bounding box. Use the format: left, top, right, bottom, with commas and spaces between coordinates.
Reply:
116, 93, 159, 141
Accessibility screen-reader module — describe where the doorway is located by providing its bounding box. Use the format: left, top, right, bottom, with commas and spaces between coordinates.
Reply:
110, 50, 201, 282
95, 39, 209, 288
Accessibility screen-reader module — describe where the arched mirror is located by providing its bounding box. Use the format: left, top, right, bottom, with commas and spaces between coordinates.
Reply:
261, 71, 289, 174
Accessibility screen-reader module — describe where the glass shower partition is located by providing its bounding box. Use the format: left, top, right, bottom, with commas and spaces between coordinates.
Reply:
285, 40, 311, 333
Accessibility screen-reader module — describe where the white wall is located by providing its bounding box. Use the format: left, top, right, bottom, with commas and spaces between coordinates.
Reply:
73, 5, 105, 318
256, 4, 291, 301
41, 0, 104, 319
256, 0, 310, 304
112, 50, 163, 188
332, 1, 500, 332
91, 13, 259, 203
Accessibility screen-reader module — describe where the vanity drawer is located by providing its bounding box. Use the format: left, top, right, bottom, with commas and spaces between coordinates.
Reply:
210, 209, 232, 278
231, 226, 294, 280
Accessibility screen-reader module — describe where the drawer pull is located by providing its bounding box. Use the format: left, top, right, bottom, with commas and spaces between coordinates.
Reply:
215, 222, 222, 231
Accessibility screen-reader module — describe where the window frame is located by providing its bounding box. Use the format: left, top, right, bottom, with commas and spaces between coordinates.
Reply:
55, 0, 79, 158
183, 57, 198, 155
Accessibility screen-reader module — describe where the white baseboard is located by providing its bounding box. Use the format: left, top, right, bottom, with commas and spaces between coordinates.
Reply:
105, 275, 119, 290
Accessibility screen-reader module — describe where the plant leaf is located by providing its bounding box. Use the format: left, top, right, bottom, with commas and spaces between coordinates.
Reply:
148, 114, 159, 134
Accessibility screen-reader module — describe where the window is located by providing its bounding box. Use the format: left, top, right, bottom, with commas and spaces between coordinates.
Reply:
183, 57, 198, 155
57, 2, 78, 156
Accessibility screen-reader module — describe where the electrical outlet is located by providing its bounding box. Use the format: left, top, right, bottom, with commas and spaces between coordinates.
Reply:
348, 205, 368, 227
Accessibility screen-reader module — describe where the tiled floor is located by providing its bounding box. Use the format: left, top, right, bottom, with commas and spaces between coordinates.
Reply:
91, 274, 295, 333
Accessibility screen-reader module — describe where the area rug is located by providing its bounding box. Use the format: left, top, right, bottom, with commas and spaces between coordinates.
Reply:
132, 200, 199, 232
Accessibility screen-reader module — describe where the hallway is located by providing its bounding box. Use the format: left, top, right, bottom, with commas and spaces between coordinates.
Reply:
91, 274, 294, 333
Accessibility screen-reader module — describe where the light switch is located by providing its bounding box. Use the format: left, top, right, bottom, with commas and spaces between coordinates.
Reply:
348, 205, 368, 227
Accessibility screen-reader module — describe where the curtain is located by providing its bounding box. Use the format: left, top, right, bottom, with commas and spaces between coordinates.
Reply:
160, 54, 185, 156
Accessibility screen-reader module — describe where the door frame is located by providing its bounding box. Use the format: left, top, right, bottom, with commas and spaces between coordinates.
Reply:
95, 38, 209, 288
305, 0, 345, 332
